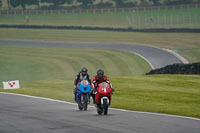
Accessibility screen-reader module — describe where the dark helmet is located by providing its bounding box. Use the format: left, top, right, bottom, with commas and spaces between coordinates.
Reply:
97, 69, 104, 78
81, 67, 88, 73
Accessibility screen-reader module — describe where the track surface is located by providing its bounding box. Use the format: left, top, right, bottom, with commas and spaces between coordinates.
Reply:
0, 39, 185, 69
0, 93, 200, 133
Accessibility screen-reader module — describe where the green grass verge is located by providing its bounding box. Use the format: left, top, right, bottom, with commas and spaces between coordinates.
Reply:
0, 45, 151, 83
0, 28, 200, 62
0, 75, 200, 118
0, 7, 199, 28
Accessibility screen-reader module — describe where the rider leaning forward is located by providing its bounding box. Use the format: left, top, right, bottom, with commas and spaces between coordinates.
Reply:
91, 69, 114, 103
73, 67, 91, 100
73, 67, 114, 104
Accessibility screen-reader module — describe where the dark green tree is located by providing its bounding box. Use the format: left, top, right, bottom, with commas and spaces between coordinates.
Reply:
113, 0, 123, 7
7, 0, 11, 10
164, 0, 195, 5
149, 0, 164, 5
41, 0, 72, 6
10, 0, 21, 8
77, 0, 94, 8
10, 0, 39, 10
141, 0, 153, 6
0, 0, 2, 7
113, 0, 139, 7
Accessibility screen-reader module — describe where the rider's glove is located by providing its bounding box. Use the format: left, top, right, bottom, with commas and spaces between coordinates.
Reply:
111, 88, 114, 95
73, 85, 78, 92
111, 88, 114, 92
93, 88, 98, 94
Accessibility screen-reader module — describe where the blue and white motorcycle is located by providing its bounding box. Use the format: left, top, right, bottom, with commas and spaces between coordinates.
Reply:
76, 80, 91, 111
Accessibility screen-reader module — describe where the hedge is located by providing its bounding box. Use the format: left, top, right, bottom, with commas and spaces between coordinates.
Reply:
146, 62, 200, 75
0, 24, 200, 33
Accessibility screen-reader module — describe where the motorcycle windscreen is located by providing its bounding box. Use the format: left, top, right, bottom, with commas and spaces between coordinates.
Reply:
81, 80, 89, 86
79, 80, 91, 93
100, 82, 108, 88
98, 82, 111, 95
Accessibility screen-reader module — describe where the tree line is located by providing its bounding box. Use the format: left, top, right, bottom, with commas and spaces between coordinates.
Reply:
1, 0, 200, 10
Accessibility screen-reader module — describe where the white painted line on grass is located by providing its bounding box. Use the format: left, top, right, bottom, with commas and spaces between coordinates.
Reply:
1, 92, 200, 121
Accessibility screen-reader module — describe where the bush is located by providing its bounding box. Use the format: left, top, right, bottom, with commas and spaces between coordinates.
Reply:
146, 62, 200, 75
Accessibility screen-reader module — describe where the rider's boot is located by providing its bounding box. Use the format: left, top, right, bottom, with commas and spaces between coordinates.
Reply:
92, 94, 96, 104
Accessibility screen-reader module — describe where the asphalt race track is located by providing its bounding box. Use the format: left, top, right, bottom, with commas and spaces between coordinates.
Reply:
0, 39, 186, 69
0, 93, 200, 133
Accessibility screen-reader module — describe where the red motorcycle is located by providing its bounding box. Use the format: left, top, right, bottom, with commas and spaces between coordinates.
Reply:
95, 82, 112, 115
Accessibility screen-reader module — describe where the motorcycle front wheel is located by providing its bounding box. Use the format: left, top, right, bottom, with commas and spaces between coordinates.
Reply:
83, 94, 88, 111
103, 99, 108, 115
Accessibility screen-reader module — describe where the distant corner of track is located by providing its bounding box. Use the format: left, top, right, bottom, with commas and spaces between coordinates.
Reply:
162, 48, 189, 64
133, 42, 189, 65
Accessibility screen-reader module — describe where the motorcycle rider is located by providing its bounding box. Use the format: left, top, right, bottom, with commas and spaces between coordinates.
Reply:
91, 69, 114, 104
73, 67, 91, 101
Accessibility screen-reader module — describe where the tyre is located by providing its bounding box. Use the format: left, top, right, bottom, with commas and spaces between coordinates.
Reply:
103, 99, 108, 115
103, 106, 108, 115
83, 94, 88, 111
96, 104, 102, 115
97, 110, 102, 115
78, 104, 83, 111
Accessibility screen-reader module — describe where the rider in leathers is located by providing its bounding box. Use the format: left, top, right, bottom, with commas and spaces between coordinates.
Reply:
73, 67, 91, 101
91, 69, 114, 104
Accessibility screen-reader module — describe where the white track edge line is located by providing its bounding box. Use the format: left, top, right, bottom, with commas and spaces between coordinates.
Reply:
129, 51, 154, 69
162, 48, 189, 64
1, 92, 200, 121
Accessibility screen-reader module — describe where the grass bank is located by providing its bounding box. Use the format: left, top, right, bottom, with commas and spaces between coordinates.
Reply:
0, 75, 200, 118
0, 45, 151, 83
0, 28, 199, 62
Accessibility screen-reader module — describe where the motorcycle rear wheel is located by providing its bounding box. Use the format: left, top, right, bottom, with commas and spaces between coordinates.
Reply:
78, 104, 83, 111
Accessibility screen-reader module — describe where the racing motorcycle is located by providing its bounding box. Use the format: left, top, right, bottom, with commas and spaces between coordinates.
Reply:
76, 80, 91, 111
95, 82, 112, 115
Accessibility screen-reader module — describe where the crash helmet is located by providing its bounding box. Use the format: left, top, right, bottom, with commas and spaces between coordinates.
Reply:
81, 67, 88, 76
97, 69, 104, 79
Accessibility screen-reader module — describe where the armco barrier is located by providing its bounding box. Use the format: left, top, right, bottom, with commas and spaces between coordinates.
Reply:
0, 24, 200, 33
